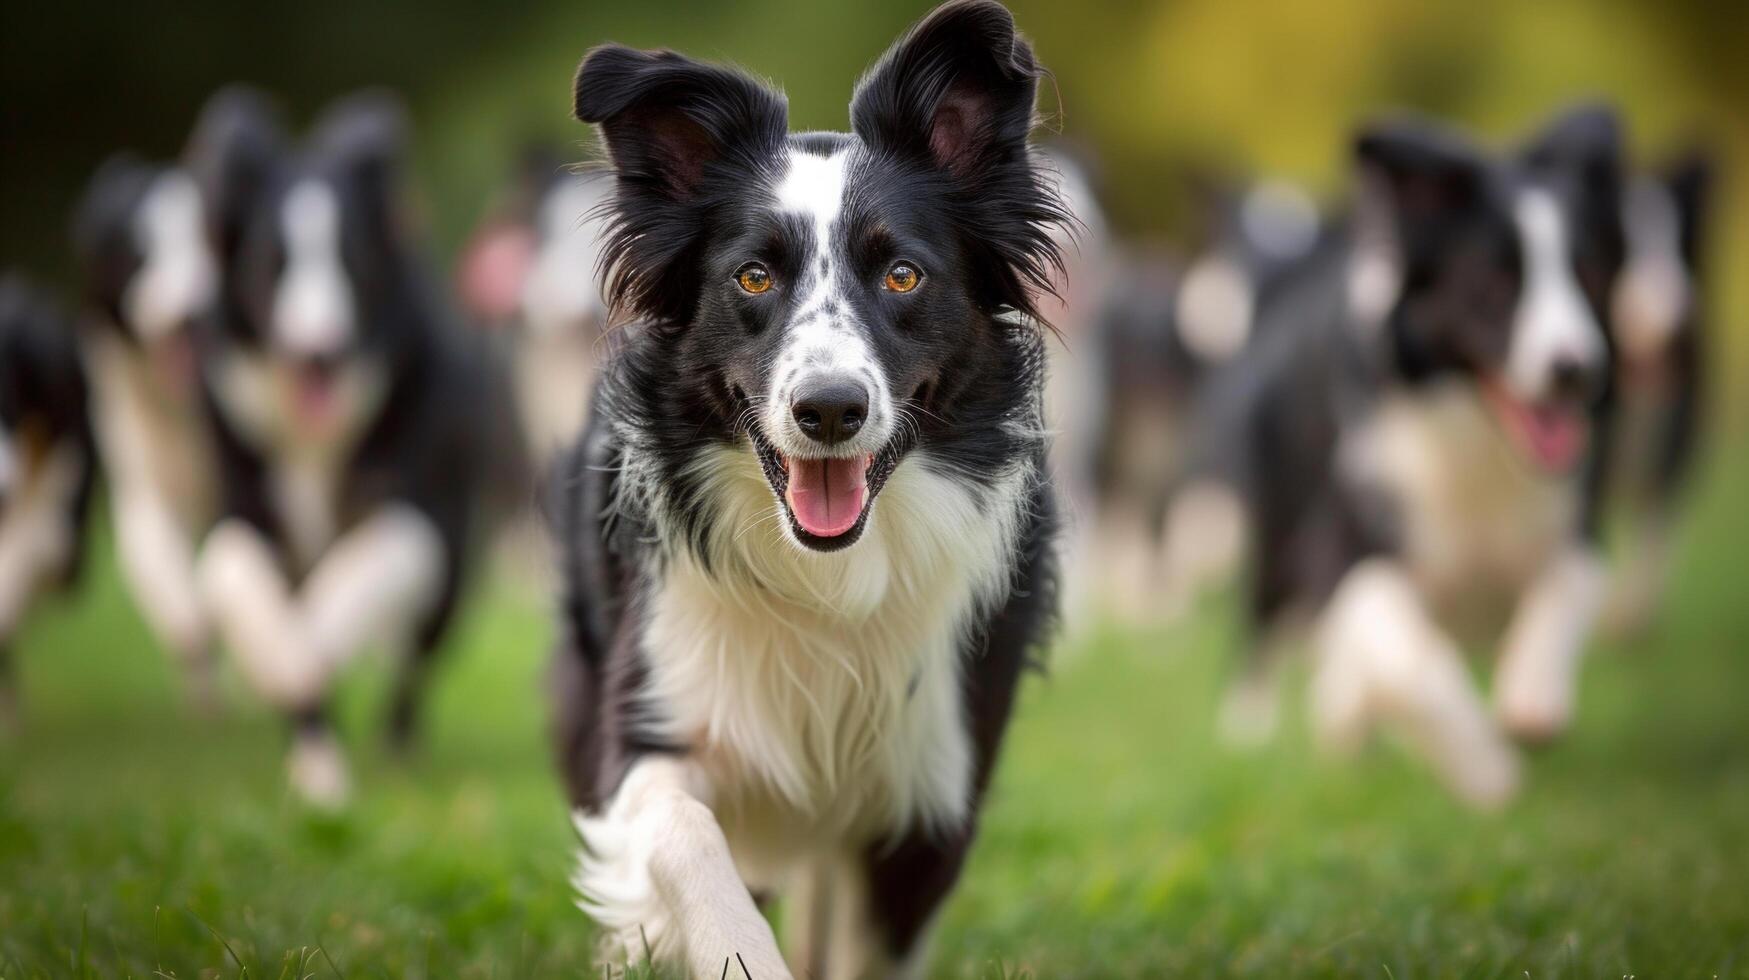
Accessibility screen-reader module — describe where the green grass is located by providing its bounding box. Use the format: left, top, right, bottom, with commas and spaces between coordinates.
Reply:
3, 445, 1748, 978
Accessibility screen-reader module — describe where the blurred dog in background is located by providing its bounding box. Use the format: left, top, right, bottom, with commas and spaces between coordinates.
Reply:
0, 277, 96, 725
460, 150, 616, 475
1091, 178, 1325, 622
73, 156, 225, 705
1187, 106, 1626, 807
185, 88, 510, 806
1603, 151, 1714, 635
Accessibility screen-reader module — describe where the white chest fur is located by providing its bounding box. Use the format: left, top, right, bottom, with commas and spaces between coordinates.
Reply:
1347, 382, 1577, 612
633, 445, 1026, 884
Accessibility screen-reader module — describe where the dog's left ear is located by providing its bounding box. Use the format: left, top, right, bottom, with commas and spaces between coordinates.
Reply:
1663, 149, 1715, 269
1520, 102, 1624, 204
851, 0, 1042, 182
312, 91, 410, 229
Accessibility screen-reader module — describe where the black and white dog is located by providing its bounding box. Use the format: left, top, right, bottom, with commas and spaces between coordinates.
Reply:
549, 2, 1067, 975
0, 276, 96, 720
73, 156, 224, 701
1603, 151, 1713, 633
185, 89, 501, 806
1195, 106, 1626, 806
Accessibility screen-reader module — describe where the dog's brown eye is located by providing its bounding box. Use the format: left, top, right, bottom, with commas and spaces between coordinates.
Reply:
736, 264, 773, 294
884, 263, 921, 293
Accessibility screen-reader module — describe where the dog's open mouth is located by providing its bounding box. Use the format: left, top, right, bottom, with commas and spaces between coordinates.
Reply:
750, 428, 904, 552
1482, 379, 1589, 475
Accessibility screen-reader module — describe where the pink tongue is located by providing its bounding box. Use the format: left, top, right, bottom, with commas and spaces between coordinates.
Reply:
293, 368, 337, 427
785, 454, 871, 538
1522, 408, 1585, 472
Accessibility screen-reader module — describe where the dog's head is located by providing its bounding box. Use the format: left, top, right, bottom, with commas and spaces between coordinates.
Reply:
187, 88, 418, 443
72, 155, 215, 394
575, 0, 1067, 553
1176, 177, 1324, 363
1612, 151, 1713, 378
1353, 104, 1625, 473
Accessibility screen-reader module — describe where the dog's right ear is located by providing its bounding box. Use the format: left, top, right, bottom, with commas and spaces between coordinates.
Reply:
1353, 119, 1490, 241
184, 86, 287, 263
572, 45, 787, 200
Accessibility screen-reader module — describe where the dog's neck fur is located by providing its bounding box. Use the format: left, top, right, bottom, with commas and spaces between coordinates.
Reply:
620, 430, 1031, 848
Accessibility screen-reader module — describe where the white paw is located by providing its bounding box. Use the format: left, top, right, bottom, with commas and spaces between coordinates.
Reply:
288, 732, 351, 810
1218, 675, 1281, 748
1494, 662, 1572, 745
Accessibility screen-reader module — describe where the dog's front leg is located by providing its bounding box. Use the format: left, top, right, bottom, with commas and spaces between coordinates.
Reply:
1312, 557, 1520, 809
114, 486, 214, 694
575, 757, 791, 979
296, 504, 445, 678
1494, 546, 1607, 742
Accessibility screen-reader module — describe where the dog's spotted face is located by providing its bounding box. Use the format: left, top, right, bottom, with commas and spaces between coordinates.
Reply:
576, 0, 1066, 552
1356, 107, 1626, 474
187, 90, 414, 443
73, 158, 216, 392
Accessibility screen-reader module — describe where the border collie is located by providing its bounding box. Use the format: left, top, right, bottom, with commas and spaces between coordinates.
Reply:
548, 2, 1067, 975
73, 155, 225, 703
185, 88, 503, 806
0, 276, 95, 721
1603, 151, 1713, 634
460, 151, 616, 472
1191, 106, 1625, 806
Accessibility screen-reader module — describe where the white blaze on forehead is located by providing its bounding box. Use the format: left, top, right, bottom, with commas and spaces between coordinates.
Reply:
1612, 176, 1691, 361
1504, 188, 1604, 402
273, 180, 356, 356
1175, 255, 1253, 363
761, 148, 894, 459
125, 171, 216, 342
522, 173, 613, 339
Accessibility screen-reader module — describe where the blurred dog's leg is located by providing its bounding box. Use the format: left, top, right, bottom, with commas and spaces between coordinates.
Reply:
198, 520, 323, 708
574, 756, 791, 979
114, 487, 215, 704
1313, 558, 1519, 809
1605, 514, 1672, 639
1495, 546, 1607, 742
298, 504, 444, 680
1160, 478, 1248, 622
0, 442, 81, 636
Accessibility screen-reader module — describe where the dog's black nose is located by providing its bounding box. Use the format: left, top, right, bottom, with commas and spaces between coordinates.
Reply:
792, 380, 868, 446
1549, 354, 1599, 402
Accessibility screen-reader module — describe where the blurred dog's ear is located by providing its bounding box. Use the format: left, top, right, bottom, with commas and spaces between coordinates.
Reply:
850, 0, 1043, 182
1521, 102, 1622, 179
572, 44, 787, 200
1664, 148, 1715, 269
312, 90, 408, 182
1354, 119, 1490, 230
184, 86, 287, 262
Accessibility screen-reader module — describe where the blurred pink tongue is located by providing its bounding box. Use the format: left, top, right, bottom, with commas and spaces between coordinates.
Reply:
785, 454, 871, 537
1519, 406, 1586, 472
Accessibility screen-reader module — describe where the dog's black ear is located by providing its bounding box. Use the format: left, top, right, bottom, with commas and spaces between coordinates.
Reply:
312, 90, 411, 240
850, 0, 1041, 181
184, 86, 287, 263
312, 90, 408, 179
1355, 119, 1490, 227
1663, 148, 1715, 269
573, 45, 786, 200
1520, 102, 1622, 178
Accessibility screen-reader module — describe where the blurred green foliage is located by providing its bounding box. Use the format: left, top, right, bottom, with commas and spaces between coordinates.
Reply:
3, 0, 1744, 394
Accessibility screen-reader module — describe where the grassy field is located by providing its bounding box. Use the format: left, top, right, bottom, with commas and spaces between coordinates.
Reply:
3, 442, 1748, 979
